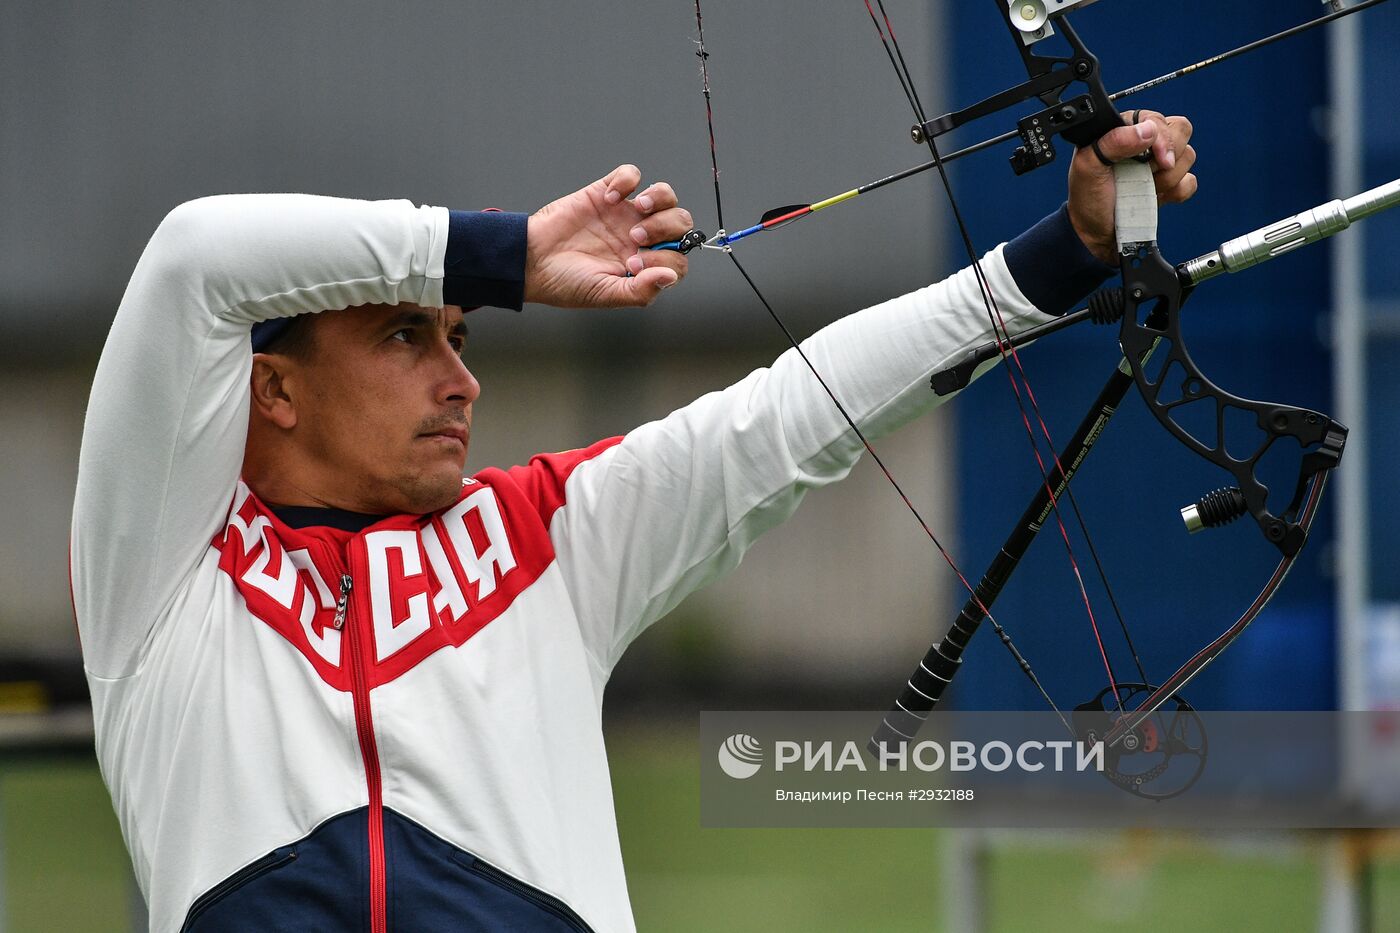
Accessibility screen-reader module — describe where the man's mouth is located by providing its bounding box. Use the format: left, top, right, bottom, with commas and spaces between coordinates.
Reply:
420, 426, 467, 449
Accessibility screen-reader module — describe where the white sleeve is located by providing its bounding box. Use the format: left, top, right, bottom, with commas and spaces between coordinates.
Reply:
71, 194, 450, 678
547, 244, 1056, 676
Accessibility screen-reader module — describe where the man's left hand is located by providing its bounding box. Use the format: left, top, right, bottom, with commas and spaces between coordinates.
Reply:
1068, 111, 1198, 265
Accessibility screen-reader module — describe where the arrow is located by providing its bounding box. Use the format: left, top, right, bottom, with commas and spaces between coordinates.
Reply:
653, 0, 1393, 254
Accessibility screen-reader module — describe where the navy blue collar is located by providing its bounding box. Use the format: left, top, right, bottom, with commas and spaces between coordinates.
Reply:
269, 505, 388, 533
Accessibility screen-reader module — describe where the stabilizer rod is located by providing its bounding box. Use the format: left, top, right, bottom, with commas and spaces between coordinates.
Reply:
1180, 177, 1400, 285
929, 176, 1400, 396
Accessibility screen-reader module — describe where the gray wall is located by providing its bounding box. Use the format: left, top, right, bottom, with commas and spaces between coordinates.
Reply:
0, 1, 947, 355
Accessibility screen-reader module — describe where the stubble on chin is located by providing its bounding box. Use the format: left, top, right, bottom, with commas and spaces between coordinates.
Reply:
389, 467, 466, 516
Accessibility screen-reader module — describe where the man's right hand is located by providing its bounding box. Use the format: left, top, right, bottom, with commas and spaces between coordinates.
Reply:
524, 164, 694, 309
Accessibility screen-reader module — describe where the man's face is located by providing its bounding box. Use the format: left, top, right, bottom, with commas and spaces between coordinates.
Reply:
258, 303, 480, 516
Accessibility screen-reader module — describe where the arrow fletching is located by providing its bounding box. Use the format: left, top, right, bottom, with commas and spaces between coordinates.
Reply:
759, 204, 814, 228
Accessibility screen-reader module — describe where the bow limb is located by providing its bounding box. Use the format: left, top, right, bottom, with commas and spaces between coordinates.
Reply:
1103, 472, 1330, 748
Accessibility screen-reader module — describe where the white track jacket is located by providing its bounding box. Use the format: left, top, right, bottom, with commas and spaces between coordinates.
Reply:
70, 194, 1058, 931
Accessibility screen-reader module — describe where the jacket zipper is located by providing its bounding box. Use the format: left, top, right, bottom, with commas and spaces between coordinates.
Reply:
462, 857, 595, 932
182, 849, 298, 928
340, 568, 388, 933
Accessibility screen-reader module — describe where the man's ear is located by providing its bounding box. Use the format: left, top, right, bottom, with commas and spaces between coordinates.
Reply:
249, 354, 299, 430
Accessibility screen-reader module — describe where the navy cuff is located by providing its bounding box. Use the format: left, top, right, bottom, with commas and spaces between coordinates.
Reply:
1002, 203, 1116, 317
444, 210, 528, 310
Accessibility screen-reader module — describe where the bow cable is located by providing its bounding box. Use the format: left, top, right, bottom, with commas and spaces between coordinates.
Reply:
863, 0, 1142, 710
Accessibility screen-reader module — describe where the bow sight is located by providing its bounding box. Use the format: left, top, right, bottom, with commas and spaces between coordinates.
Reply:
911, 0, 1119, 175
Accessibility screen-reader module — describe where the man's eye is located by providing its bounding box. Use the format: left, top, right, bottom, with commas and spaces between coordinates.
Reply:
449, 336, 466, 353
391, 328, 412, 343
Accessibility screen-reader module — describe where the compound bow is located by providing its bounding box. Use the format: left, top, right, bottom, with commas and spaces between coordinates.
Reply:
667, 0, 1390, 799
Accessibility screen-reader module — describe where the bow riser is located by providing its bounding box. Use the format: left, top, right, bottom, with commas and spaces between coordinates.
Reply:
1117, 244, 1348, 558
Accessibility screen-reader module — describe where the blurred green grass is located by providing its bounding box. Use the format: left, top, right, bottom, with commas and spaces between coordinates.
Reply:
609, 722, 1361, 933
0, 758, 134, 931
1, 731, 1396, 932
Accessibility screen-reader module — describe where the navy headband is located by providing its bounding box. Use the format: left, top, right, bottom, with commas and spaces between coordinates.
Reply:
250, 317, 294, 353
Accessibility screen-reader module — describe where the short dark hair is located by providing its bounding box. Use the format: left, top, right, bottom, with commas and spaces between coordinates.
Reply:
255, 313, 318, 360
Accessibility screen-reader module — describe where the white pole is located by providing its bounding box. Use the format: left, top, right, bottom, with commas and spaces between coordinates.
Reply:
1329, 0, 1369, 718
1323, 3, 1367, 928
942, 830, 986, 933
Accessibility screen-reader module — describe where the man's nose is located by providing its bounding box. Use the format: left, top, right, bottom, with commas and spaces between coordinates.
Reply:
437, 345, 480, 405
